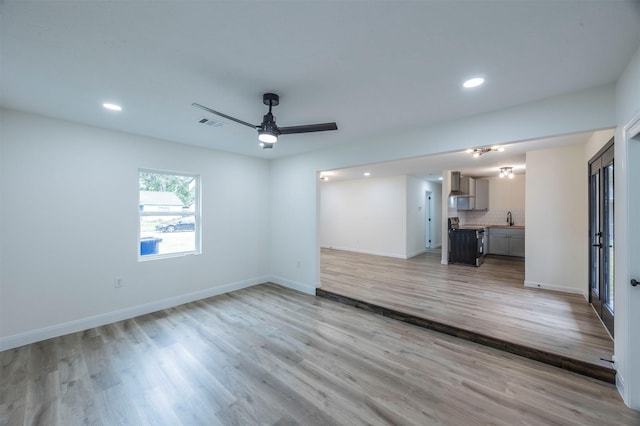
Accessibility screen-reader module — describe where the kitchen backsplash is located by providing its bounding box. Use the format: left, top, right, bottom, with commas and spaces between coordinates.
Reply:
457, 208, 525, 226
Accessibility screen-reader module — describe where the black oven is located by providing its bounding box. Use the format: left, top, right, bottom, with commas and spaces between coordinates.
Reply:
448, 217, 485, 267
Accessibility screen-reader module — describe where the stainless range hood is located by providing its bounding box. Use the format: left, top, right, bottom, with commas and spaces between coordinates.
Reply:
449, 171, 467, 197
449, 171, 475, 197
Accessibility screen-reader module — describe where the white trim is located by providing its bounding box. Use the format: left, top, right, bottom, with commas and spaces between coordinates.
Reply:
523, 280, 585, 295
269, 275, 317, 295
407, 248, 427, 259
0, 276, 268, 351
138, 250, 201, 262
589, 304, 615, 341
620, 109, 640, 408
319, 245, 407, 259
139, 211, 194, 217
626, 111, 640, 137
617, 373, 626, 403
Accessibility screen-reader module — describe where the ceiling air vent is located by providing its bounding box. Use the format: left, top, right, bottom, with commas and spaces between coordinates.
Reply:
198, 117, 224, 128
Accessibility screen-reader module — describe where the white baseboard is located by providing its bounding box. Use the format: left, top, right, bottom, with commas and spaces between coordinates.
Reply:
0, 276, 269, 351
320, 245, 407, 259
617, 372, 626, 405
269, 275, 317, 295
523, 280, 584, 295
406, 249, 427, 259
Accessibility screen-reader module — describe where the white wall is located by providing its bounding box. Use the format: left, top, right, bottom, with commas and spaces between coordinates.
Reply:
268, 154, 320, 294
0, 109, 271, 349
489, 175, 526, 210
615, 43, 640, 410
585, 129, 615, 159
319, 175, 442, 259
319, 176, 407, 258
524, 143, 588, 295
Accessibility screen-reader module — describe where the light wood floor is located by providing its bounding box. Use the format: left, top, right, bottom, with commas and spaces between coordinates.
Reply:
320, 248, 614, 373
1, 283, 637, 425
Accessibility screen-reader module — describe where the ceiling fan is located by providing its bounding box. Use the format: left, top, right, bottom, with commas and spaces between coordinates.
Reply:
193, 93, 338, 149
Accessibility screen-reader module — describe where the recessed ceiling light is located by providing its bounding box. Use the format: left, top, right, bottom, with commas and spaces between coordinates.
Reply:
102, 103, 122, 111
463, 77, 484, 88
363, 172, 371, 177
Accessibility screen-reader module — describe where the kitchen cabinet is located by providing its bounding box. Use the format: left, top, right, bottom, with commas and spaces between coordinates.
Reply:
456, 178, 489, 211
488, 227, 525, 257
456, 196, 474, 210
474, 179, 489, 210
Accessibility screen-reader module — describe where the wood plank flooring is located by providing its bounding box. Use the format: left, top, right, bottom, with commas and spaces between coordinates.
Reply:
319, 249, 615, 381
1, 283, 637, 425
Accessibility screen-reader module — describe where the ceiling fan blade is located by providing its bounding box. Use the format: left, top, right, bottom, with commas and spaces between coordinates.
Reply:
192, 103, 257, 129
278, 122, 338, 135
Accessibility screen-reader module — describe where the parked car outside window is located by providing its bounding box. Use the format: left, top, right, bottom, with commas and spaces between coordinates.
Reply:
155, 216, 195, 233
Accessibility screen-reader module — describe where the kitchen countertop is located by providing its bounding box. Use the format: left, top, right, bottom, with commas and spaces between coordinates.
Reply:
460, 224, 525, 229
458, 225, 487, 230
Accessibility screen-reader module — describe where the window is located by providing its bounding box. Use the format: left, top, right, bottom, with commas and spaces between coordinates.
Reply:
139, 170, 200, 259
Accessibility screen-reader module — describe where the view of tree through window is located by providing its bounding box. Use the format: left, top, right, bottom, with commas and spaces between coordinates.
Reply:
139, 170, 200, 258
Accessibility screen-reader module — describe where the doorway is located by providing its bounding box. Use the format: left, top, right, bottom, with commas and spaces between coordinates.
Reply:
589, 138, 614, 337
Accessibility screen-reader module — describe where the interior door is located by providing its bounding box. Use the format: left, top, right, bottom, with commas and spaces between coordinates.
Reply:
589, 139, 614, 337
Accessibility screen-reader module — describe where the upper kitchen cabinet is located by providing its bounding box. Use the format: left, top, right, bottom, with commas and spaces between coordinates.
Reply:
456, 178, 489, 211
474, 179, 489, 210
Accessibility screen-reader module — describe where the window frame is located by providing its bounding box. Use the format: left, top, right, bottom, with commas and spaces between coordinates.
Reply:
138, 168, 201, 261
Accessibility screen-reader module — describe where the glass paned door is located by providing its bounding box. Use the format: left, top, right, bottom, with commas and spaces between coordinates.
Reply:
603, 163, 614, 313
589, 140, 614, 337
589, 167, 601, 312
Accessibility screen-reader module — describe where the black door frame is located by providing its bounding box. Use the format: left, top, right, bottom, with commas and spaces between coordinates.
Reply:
588, 138, 614, 337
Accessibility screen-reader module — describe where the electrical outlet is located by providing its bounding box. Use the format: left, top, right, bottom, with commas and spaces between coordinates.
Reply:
114, 276, 123, 288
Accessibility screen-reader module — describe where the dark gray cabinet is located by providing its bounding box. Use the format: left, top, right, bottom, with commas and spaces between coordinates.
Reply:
488, 227, 525, 257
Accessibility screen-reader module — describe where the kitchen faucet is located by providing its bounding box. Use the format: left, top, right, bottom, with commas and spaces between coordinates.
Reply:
507, 211, 513, 226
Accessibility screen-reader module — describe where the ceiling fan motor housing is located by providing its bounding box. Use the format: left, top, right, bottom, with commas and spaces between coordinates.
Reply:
260, 113, 280, 135
263, 93, 279, 106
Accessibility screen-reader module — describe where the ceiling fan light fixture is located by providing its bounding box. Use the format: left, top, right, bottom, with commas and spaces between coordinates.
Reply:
259, 141, 274, 149
467, 145, 504, 157
258, 112, 279, 143
258, 131, 278, 143
499, 167, 514, 178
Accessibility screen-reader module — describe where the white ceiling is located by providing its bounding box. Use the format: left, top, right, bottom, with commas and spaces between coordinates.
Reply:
2, 1, 639, 161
